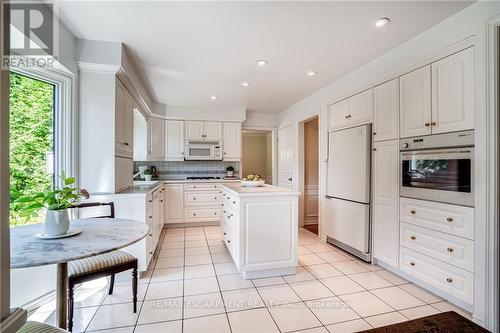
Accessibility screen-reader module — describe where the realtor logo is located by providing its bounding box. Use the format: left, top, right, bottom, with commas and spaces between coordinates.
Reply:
2, 0, 58, 68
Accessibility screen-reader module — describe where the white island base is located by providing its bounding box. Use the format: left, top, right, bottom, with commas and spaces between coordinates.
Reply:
221, 184, 300, 279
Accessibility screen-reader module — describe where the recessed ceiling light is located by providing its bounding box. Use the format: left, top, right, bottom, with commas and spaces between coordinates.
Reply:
210, 95, 217, 100
307, 70, 317, 76
256, 59, 268, 67
241, 82, 249, 87
374, 17, 390, 28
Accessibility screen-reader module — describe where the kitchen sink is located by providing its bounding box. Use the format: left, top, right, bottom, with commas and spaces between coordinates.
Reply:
133, 180, 159, 186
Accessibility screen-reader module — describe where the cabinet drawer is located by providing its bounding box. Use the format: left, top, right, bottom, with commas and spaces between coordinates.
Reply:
185, 208, 221, 222
400, 247, 473, 304
400, 198, 474, 239
185, 192, 221, 206
185, 183, 221, 191
222, 192, 239, 208
400, 222, 474, 271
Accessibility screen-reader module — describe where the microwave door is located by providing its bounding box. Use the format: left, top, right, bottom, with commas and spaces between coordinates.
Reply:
186, 146, 212, 160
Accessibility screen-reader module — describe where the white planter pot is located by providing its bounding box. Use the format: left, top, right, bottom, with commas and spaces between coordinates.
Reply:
44, 209, 70, 236
144, 175, 152, 181
227, 171, 234, 176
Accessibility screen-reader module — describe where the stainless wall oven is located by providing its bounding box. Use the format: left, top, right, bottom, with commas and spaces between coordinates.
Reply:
400, 130, 474, 207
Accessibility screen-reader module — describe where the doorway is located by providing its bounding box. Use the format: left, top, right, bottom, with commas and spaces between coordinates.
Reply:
301, 117, 319, 234
242, 129, 276, 184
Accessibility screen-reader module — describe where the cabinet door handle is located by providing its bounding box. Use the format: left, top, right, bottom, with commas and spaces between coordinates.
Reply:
447, 217, 454, 223
447, 247, 454, 253
410, 236, 416, 240
223, 232, 227, 235
214, 212, 217, 215
344, 115, 349, 119
410, 262, 415, 266
148, 216, 152, 218
373, 132, 377, 136
227, 240, 231, 243
424, 122, 431, 127
431, 122, 437, 126
446, 278, 453, 283
193, 198, 196, 200
193, 213, 197, 216
124, 142, 129, 146
410, 210, 416, 215
233, 201, 236, 204
373, 148, 377, 152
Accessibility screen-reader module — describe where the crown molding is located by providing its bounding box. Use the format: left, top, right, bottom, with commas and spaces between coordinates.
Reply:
77, 61, 120, 73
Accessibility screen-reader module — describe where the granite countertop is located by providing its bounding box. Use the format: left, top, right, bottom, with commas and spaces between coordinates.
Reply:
117, 179, 241, 195
222, 183, 301, 197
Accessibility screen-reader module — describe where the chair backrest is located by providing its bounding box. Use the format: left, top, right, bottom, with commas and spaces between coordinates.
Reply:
72, 202, 115, 218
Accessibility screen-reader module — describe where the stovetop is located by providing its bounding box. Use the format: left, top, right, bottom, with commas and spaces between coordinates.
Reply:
186, 176, 221, 180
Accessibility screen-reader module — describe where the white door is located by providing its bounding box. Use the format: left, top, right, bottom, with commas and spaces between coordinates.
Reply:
372, 139, 399, 268
204, 121, 223, 141
185, 121, 205, 141
148, 117, 165, 159
400, 66, 432, 138
349, 89, 373, 126
278, 125, 294, 189
122, 89, 134, 154
431, 47, 474, 134
328, 99, 349, 131
165, 120, 185, 161
165, 184, 184, 224
223, 122, 241, 161
374, 79, 399, 141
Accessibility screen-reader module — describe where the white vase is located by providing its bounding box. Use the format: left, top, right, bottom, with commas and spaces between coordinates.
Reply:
227, 171, 234, 176
44, 209, 70, 236
145, 175, 152, 181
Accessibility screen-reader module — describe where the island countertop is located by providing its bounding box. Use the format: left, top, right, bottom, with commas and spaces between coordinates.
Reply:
222, 183, 300, 197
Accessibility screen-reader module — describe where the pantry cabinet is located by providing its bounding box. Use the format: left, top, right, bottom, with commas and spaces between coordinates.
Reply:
185, 121, 222, 141
372, 139, 399, 268
223, 122, 242, 161
115, 80, 134, 158
373, 79, 399, 141
165, 120, 185, 161
148, 117, 165, 160
328, 89, 373, 131
164, 184, 184, 224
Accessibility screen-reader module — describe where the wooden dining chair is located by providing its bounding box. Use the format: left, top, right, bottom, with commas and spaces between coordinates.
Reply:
18, 321, 68, 333
67, 202, 138, 332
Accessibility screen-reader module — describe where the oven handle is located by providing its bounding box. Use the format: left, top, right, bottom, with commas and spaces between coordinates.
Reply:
401, 149, 473, 159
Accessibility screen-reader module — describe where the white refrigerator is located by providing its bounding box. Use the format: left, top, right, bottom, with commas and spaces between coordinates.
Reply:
326, 124, 371, 261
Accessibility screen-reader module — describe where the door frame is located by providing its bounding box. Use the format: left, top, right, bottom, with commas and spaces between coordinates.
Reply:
242, 126, 277, 185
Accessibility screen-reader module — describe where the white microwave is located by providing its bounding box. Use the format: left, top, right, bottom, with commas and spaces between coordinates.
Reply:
185, 141, 223, 160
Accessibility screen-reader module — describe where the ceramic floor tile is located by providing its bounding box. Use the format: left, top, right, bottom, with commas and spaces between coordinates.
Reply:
268, 301, 322, 332
400, 305, 441, 319
304, 243, 336, 253
87, 303, 139, 331
327, 318, 372, 332
161, 241, 185, 250
339, 291, 394, 317
185, 254, 213, 266
165, 228, 185, 235
218, 273, 254, 291
228, 308, 280, 333
185, 235, 206, 241
222, 288, 265, 312
283, 267, 316, 283
252, 276, 287, 287
398, 283, 443, 304
371, 286, 425, 310
183, 292, 225, 318
137, 297, 183, 325
211, 253, 233, 263
348, 272, 393, 290
185, 240, 208, 248
36, 306, 98, 333
257, 284, 301, 306
299, 238, 321, 245
296, 327, 329, 333
163, 234, 185, 241
150, 267, 184, 283
298, 246, 313, 255
364, 311, 407, 328
155, 257, 184, 269
185, 264, 216, 279
373, 270, 408, 285
299, 254, 327, 266
158, 248, 185, 258
185, 227, 205, 235
134, 320, 182, 333
306, 297, 359, 325
306, 263, 343, 279
87, 327, 134, 333
290, 280, 335, 301
331, 261, 369, 275
183, 313, 231, 333
316, 251, 351, 263
103, 284, 147, 305
215, 262, 239, 275
184, 276, 220, 296
355, 261, 384, 271
73, 288, 107, 308
185, 246, 210, 256
209, 245, 229, 254
432, 301, 472, 320
321, 276, 365, 295
145, 280, 183, 300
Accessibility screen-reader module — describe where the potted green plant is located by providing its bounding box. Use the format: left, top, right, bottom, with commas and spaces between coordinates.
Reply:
16, 174, 90, 236
143, 168, 153, 181
226, 166, 234, 177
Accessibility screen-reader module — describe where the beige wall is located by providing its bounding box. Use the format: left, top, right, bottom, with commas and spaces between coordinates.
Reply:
304, 118, 318, 186
242, 131, 273, 183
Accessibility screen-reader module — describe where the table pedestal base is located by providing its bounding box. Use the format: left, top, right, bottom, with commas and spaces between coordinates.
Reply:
56, 262, 68, 329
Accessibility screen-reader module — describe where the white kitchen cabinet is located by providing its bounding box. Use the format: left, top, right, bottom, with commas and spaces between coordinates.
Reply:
223, 122, 242, 161
372, 139, 399, 268
148, 117, 165, 160
204, 121, 223, 141
400, 65, 432, 138
115, 156, 133, 192
374, 79, 399, 141
184, 183, 221, 224
328, 89, 373, 131
151, 189, 161, 248
158, 185, 165, 228
115, 80, 134, 158
328, 99, 349, 130
431, 48, 474, 134
185, 121, 205, 140
165, 120, 185, 161
165, 184, 184, 224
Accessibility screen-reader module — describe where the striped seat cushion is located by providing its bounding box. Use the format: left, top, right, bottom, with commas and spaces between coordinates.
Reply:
18, 321, 67, 333
69, 250, 136, 277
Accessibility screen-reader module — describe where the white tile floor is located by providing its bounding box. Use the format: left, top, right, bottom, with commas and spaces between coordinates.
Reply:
28, 226, 472, 332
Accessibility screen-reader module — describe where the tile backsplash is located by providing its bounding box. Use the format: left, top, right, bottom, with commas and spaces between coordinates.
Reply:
134, 161, 239, 180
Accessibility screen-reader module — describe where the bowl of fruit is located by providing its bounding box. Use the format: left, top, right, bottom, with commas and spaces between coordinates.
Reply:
241, 174, 265, 187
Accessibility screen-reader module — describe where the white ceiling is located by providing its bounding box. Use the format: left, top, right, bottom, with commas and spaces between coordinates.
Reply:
58, 1, 473, 113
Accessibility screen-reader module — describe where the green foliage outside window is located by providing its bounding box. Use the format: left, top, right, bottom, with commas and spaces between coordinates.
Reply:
9, 72, 54, 227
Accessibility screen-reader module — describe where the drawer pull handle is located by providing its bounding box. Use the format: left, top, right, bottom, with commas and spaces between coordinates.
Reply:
410, 262, 415, 266
214, 212, 217, 215
223, 194, 226, 196
233, 201, 236, 204
149, 251, 153, 255
227, 240, 231, 243
410, 236, 416, 240
149, 233, 152, 237
193, 198, 196, 200
214, 197, 217, 199
447, 217, 454, 223
410, 210, 416, 215
446, 278, 453, 283
148, 216, 152, 218
193, 213, 197, 216
223, 232, 227, 235
447, 247, 454, 253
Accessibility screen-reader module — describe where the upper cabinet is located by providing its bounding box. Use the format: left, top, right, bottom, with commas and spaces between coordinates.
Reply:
400, 66, 432, 138
165, 120, 185, 161
115, 80, 134, 157
328, 89, 373, 131
223, 122, 242, 161
431, 47, 474, 134
185, 121, 222, 141
148, 117, 165, 160
374, 79, 399, 142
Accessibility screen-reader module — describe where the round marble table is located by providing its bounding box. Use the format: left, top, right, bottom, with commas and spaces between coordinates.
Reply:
10, 218, 149, 329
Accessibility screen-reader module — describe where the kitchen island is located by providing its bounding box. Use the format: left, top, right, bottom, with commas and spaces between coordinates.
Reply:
221, 183, 300, 279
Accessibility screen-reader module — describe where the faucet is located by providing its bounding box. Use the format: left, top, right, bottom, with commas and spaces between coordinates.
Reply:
133, 172, 142, 180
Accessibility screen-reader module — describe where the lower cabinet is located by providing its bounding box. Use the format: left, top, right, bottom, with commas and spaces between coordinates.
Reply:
183, 183, 222, 224
165, 184, 184, 224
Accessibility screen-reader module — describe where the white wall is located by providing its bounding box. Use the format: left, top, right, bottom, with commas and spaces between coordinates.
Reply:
158, 104, 246, 122
243, 111, 279, 128
277, 1, 500, 329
